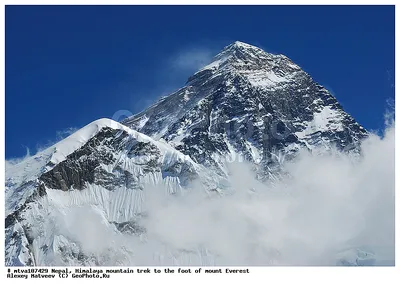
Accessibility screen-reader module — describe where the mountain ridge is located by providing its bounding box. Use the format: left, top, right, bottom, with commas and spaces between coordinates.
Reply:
5, 41, 373, 266
122, 41, 368, 177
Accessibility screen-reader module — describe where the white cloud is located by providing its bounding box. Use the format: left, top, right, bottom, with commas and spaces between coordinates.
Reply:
122, 45, 217, 115
55, 126, 79, 141
29, 121, 394, 266
151, 124, 394, 265
169, 47, 214, 72
6, 126, 78, 167
5, 146, 31, 168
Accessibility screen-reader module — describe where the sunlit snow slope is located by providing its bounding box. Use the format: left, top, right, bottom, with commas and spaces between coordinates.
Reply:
5, 119, 220, 266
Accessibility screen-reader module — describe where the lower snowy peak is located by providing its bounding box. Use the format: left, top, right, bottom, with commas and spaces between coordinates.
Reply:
5, 118, 222, 266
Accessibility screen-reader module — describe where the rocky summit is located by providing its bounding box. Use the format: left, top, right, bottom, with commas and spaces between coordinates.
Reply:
122, 41, 368, 177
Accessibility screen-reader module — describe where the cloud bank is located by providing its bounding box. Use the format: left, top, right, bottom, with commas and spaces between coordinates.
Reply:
142, 125, 394, 266
34, 120, 395, 266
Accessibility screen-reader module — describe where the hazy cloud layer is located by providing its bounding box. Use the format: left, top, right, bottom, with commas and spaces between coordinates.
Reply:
169, 47, 214, 72
34, 121, 395, 266
141, 125, 395, 265
6, 126, 79, 168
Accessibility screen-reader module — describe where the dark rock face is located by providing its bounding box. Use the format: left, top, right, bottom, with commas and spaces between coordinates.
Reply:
113, 220, 146, 235
5, 123, 203, 266
122, 42, 368, 174
39, 127, 162, 192
37, 126, 199, 194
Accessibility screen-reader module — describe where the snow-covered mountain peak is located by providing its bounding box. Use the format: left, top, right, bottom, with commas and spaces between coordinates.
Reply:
231, 40, 256, 48
5, 117, 207, 217
191, 40, 302, 87
218, 40, 266, 57
197, 41, 269, 72
7, 118, 132, 173
123, 41, 368, 176
6, 114, 224, 266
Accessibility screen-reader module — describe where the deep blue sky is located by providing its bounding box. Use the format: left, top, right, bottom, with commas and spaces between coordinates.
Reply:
5, 5, 395, 159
